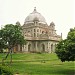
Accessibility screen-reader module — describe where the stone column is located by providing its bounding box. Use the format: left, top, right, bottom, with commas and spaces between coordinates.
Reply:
49, 44, 51, 53
21, 45, 24, 52
18, 45, 20, 52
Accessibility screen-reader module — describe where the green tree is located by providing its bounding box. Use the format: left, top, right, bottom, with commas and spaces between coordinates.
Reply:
0, 23, 26, 64
55, 27, 75, 62
0, 38, 6, 53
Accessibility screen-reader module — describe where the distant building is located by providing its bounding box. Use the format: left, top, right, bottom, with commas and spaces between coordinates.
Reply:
16, 7, 62, 53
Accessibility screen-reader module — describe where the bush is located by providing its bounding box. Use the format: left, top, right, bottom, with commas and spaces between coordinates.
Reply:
0, 66, 13, 75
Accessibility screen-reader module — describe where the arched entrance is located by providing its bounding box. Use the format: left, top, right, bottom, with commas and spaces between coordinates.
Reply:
41, 44, 45, 52
51, 44, 53, 53
54, 44, 57, 52
28, 44, 31, 52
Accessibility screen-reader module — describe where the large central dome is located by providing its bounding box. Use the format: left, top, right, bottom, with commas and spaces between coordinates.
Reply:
24, 7, 47, 24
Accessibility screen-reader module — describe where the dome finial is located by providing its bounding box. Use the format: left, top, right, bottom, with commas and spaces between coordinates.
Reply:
34, 7, 36, 11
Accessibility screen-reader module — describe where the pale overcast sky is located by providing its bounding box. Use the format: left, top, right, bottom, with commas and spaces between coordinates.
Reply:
0, 0, 75, 39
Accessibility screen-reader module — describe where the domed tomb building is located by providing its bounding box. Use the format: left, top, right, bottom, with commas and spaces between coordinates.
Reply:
20, 7, 61, 53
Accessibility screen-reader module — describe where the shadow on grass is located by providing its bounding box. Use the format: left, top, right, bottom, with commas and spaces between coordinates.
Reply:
27, 68, 75, 75
42, 69, 75, 75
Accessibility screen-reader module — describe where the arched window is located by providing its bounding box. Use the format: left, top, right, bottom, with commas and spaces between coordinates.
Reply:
34, 29, 36, 32
42, 31, 44, 34
34, 33, 36, 37
37, 33, 39, 37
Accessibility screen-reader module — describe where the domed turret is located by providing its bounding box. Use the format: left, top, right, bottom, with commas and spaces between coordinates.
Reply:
49, 22, 55, 30
50, 22, 55, 26
24, 7, 47, 24
16, 21, 21, 26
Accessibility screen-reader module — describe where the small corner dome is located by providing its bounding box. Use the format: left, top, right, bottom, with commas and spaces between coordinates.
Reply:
24, 7, 47, 24
50, 22, 55, 26
16, 21, 21, 26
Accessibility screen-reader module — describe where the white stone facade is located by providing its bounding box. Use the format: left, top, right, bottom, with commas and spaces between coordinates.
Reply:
21, 8, 61, 53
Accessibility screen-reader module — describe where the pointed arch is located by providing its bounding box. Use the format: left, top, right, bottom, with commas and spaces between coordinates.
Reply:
51, 44, 53, 53
41, 44, 45, 52
28, 44, 31, 52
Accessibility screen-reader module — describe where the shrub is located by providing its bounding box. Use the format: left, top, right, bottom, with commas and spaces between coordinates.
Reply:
0, 66, 13, 75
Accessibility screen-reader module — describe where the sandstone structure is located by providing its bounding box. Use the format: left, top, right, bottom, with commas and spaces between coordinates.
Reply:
17, 7, 62, 53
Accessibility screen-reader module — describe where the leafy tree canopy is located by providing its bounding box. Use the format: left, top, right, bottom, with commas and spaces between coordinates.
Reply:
55, 27, 75, 62
0, 23, 26, 64
0, 24, 26, 50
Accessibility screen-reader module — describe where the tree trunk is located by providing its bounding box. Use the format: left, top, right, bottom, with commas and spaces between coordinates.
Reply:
2, 47, 13, 65
2, 51, 10, 65
10, 48, 12, 64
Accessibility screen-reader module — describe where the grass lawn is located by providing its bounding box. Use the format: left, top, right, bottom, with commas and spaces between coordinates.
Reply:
0, 53, 75, 75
